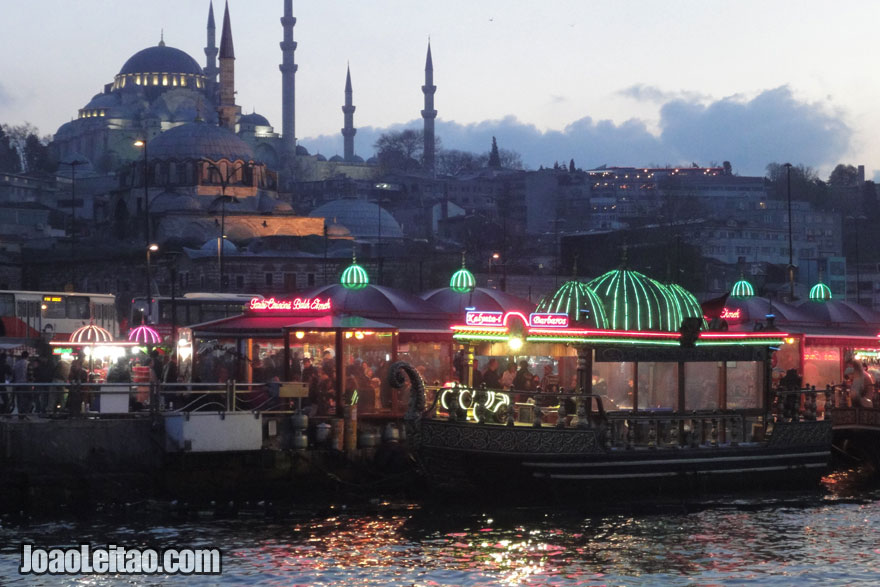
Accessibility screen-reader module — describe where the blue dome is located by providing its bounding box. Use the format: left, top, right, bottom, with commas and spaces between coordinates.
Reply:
148, 121, 255, 162
240, 113, 271, 127
119, 45, 204, 76
309, 199, 403, 239
201, 238, 238, 253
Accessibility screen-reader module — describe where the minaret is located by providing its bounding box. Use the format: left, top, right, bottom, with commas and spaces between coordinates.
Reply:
421, 41, 437, 174
280, 0, 298, 168
341, 65, 356, 161
217, 1, 240, 132
204, 1, 219, 104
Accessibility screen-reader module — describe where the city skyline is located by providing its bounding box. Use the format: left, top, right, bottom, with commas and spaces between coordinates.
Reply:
1, 0, 877, 177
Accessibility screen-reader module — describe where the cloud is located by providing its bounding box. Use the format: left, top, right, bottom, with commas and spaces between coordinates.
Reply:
301, 86, 851, 176
618, 84, 710, 104
0, 83, 12, 107
659, 86, 851, 174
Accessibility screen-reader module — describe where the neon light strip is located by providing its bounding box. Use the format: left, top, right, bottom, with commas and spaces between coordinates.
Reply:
528, 328, 679, 338
453, 334, 510, 342
451, 325, 509, 333
526, 336, 681, 346
699, 332, 789, 339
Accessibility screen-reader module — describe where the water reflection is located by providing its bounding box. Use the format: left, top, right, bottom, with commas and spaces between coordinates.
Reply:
1, 474, 879, 585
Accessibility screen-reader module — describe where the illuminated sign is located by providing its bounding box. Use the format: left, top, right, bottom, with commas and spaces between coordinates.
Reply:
720, 307, 742, 320
249, 297, 332, 312
43, 296, 62, 303
529, 313, 569, 328
465, 311, 503, 327
52, 347, 73, 355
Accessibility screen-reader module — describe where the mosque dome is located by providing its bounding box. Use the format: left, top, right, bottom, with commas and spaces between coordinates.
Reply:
150, 191, 202, 213
200, 238, 238, 253
535, 280, 608, 329
350, 155, 365, 163
119, 44, 204, 77
309, 199, 403, 239
588, 268, 701, 332
315, 154, 327, 162
148, 121, 255, 162
326, 222, 351, 238
296, 145, 310, 156
239, 113, 271, 127
329, 155, 344, 162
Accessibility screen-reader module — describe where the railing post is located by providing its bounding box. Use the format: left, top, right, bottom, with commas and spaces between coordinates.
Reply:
225, 379, 234, 412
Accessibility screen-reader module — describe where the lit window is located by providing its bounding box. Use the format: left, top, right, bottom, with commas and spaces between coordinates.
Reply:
172, 76, 178, 86
181, 76, 187, 87
162, 74, 168, 86
152, 74, 159, 85
135, 75, 141, 85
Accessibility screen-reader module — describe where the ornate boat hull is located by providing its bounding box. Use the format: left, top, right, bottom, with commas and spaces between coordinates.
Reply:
414, 419, 832, 496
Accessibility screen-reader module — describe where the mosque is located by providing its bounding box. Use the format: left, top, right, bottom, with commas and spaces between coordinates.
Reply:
51, 0, 436, 184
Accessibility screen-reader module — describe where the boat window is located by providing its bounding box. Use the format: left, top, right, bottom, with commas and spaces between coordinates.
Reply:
726, 361, 762, 409
593, 361, 634, 410
685, 362, 722, 410
800, 344, 840, 390
637, 362, 678, 410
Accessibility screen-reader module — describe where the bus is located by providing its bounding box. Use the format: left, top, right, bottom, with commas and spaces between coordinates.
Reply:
0, 290, 118, 342
131, 292, 262, 339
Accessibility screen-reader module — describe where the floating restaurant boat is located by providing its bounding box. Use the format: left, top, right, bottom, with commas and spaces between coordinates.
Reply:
393, 266, 833, 497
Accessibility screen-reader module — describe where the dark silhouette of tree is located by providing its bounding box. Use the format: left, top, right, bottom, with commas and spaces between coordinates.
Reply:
24, 133, 55, 174
0, 125, 21, 173
488, 136, 501, 168
373, 129, 441, 172
765, 162, 829, 210
436, 149, 482, 176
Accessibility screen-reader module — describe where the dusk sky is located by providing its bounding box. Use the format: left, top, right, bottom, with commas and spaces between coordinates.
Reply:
2, 0, 877, 178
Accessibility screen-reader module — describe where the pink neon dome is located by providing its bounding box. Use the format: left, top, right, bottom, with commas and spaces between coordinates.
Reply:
128, 325, 162, 344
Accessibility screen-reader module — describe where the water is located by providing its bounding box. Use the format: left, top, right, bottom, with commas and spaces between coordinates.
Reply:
2, 470, 880, 585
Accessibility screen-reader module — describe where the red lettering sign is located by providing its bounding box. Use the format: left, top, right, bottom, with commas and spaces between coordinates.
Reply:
465, 311, 504, 326
250, 297, 332, 312
720, 307, 741, 320
529, 313, 569, 328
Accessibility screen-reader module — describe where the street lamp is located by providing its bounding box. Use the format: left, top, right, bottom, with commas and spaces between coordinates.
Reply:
59, 158, 87, 289
133, 139, 150, 246
201, 159, 249, 291
783, 163, 795, 302
489, 252, 500, 289
145, 243, 159, 322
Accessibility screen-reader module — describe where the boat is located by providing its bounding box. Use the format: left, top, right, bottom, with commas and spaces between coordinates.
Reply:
390, 268, 833, 497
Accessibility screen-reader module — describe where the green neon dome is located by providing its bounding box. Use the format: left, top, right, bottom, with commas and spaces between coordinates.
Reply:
340, 261, 370, 289
731, 279, 755, 298
665, 283, 708, 330
535, 280, 608, 329
809, 282, 832, 301
587, 268, 702, 332
449, 267, 476, 293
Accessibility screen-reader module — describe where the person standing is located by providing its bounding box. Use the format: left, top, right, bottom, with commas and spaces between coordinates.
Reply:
482, 358, 502, 390
0, 351, 11, 413
512, 360, 533, 391
13, 351, 32, 415
501, 362, 517, 390
850, 361, 874, 408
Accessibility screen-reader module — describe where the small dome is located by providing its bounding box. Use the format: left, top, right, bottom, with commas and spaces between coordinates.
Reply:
326, 223, 351, 238
239, 112, 271, 127
340, 260, 370, 290
809, 283, 833, 301
350, 155, 365, 163
731, 279, 755, 298
119, 44, 204, 76
296, 145, 310, 156
535, 280, 607, 329
148, 121, 255, 162
665, 283, 707, 330
329, 155, 344, 162
201, 238, 238, 253
128, 325, 162, 344
315, 154, 327, 162
309, 199, 403, 239
366, 156, 378, 165
84, 93, 119, 110
449, 267, 476, 293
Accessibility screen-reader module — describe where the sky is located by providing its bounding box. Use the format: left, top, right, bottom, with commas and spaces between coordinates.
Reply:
2, 0, 878, 178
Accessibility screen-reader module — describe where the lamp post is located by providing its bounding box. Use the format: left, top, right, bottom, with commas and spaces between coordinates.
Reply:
60, 159, 87, 289
202, 159, 249, 291
783, 162, 795, 302
489, 252, 500, 289
145, 244, 159, 322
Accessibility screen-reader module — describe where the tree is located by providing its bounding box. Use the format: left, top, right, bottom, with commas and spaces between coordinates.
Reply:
0, 125, 21, 173
24, 133, 55, 174
373, 129, 441, 172
488, 136, 501, 168
436, 149, 483, 176
828, 163, 860, 189
765, 162, 829, 210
